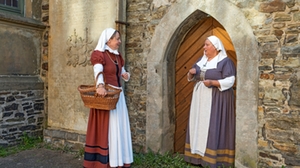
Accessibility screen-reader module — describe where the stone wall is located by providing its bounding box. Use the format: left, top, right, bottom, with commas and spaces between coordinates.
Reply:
125, 0, 300, 167
43, 128, 85, 150
125, 0, 154, 152
40, 0, 49, 124
0, 89, 44, 147
255, 0, 300, 167
0, 0, 47, 146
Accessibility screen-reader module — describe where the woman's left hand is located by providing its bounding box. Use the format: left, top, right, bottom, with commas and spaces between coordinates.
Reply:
121, 72, 129, 80
203, 80, 212, 87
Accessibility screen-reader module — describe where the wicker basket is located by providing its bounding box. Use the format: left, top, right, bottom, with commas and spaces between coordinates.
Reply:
78, 72, 122, 110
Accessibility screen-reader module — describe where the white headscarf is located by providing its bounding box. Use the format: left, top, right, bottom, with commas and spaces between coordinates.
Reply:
207, 35, 227, 57
197, 35, 227, 69
94, 28, 119, 55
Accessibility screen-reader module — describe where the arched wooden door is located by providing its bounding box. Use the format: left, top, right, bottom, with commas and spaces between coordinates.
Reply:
174, 16, 237, 153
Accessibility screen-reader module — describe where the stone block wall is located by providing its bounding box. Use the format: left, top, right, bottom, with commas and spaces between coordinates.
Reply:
125, 0, 300, 167
43, 128, 85, 150
255, 1, 300, 167
0, 90, 44, 147
41, 0, 49, 131
0, 0, 47, 147
126, 0, 169, 152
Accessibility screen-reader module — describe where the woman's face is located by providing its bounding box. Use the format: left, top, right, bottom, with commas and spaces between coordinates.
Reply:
203, 39, 217, 58
107, 32, 121, 50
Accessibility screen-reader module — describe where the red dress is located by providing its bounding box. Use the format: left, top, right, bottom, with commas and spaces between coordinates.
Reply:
83, 50, 124, 168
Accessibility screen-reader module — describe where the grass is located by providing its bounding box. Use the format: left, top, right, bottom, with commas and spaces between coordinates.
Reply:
0, 132, 43, 157
0, 132, 84, 160
132, 150, 199, 168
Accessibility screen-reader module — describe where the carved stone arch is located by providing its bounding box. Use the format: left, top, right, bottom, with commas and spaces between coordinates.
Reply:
147, 1, 259, 167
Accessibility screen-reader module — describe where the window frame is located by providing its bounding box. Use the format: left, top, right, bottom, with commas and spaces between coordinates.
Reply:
0, 0, 24, 16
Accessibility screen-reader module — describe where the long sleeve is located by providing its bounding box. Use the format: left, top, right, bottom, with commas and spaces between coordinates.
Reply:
218, 57, 236, 91
218, 76, 235, 91
94, 64, 104, 85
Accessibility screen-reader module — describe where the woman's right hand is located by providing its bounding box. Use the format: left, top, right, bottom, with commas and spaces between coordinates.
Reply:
189, 68, 196, 75
96, 87, 107, 97
187, 68, 196, 81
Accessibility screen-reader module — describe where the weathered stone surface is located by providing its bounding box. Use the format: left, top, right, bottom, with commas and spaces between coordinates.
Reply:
293, 11, 300, 22
260, 73, 275, 80
285, 34, 298, 43
257, 35, 278, 43
273, 29, 284, 37
274, 13, 292, 22
290, 70, 300, 107
284, 155, 300, 166
4, 103, 18, 111
273, 22, 286, 28
266, 116, 300, 130
51, 129, 66, 139
285, 0, 296, 8
65, 132, 79, 141
259, 152, 279, 161
42, 4, 49, 10
282, 44, 300, 54
259, 0, 286, 13
259, 58, 274, 72
273, 142, 298, 154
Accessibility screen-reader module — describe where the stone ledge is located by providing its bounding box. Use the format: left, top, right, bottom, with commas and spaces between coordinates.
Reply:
0, 11, 47, 30
0, 76, 44, 91
44, 128, 86, 151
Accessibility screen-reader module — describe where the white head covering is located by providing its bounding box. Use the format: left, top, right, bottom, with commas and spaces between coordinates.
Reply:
207, 35, 227, 57
94, 28, 119, 55
197, 35, 227, 69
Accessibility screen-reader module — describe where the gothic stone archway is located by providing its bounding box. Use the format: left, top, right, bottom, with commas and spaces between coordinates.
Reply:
174, 16, 237, 153
146, 1, 260, 167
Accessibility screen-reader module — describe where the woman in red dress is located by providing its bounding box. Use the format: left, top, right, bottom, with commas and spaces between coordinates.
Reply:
83, 28, 133, 168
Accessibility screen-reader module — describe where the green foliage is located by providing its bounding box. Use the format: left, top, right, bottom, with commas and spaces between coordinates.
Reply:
132, 149, 199, 168
76, 147, 85, 158
0, 132, 43, 157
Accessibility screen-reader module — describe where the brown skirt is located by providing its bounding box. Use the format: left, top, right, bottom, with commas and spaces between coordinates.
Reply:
83, 108, 109, 168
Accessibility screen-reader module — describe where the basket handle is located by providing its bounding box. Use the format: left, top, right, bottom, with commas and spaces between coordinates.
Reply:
94, 72, 105, 97
94, 72, 120, 97
95, 71, 106, 87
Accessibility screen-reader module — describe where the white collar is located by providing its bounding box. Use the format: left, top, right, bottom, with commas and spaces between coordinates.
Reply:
196, 53, 227, 70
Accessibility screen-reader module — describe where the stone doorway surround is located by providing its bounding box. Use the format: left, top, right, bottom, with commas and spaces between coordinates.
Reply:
146, 0, 260, 167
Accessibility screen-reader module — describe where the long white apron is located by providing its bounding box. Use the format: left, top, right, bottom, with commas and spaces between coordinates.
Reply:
108, 89, 133, 167
189, 81, 212, 156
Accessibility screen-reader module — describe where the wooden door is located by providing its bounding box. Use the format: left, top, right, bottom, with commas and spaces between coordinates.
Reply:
174, 17, 237, 153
